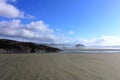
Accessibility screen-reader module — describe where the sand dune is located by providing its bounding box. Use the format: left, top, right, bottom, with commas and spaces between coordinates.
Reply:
0, 53, 120, 80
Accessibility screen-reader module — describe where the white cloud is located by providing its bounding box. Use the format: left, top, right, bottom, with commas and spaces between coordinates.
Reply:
0, 0, 34, 18
0, 0, 24, 18
0, 0, 6, 2
26, 14, 35, 19
77, 36, 120, 46
11, 0, 16, 2
26, 21, 52, 33
69, 31, 74, 34
0, 20, 59, 43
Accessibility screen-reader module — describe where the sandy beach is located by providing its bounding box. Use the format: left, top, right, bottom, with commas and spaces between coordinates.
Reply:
0, 53, 120, 80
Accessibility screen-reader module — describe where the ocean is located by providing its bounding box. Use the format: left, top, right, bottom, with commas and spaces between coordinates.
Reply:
60, 46, 120, 53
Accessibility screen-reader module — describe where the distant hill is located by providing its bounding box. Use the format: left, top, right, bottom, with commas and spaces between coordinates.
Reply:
75, 44, 84, 47
0, 39, 61, 53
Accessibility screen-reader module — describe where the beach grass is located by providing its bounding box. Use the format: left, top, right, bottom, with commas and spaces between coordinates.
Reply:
0, 53, 120, 80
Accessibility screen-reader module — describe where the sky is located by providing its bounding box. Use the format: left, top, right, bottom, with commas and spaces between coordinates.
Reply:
0, 0, 120, 46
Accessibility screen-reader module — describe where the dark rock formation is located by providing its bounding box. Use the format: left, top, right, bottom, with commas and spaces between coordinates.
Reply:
0, 39, 61, 53
75, 44, 84, 47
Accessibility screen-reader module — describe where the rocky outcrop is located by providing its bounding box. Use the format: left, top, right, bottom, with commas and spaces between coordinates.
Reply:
0, 39, 61, 53
75, 44, 84, 47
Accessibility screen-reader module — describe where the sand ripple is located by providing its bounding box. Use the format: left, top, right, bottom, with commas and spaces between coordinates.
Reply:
0, 53, 120, 80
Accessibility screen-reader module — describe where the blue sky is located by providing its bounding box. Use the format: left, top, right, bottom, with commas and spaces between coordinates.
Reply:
0, 0, 120, 46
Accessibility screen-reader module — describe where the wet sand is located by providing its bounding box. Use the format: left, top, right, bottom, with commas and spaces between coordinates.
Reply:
0, 53, 120, 80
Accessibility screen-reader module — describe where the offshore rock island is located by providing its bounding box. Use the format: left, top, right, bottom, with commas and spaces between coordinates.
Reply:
0, 39, 61, 53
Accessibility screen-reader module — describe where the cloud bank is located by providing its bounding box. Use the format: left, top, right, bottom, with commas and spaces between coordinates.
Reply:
0, 20, 120, 46
0, 20, 59, 43
77, 36, 120, 46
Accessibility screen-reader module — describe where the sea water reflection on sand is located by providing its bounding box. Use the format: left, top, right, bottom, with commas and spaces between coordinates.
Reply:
61, 46, 120, 53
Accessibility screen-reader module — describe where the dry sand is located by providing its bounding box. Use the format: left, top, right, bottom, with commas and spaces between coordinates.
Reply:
0, 53, 120, 80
